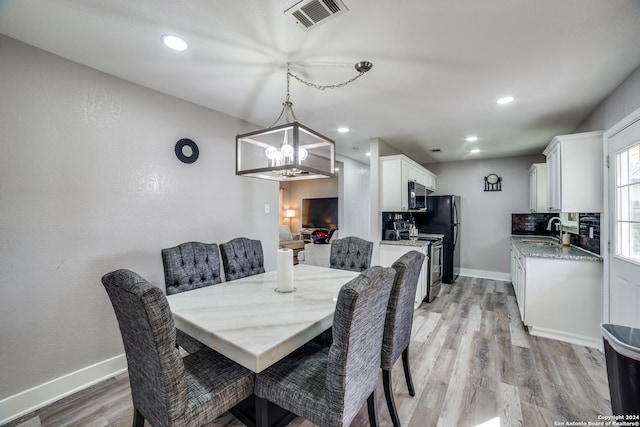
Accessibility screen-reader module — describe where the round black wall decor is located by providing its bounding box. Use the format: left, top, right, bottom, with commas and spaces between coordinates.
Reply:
174, 138, 199, 164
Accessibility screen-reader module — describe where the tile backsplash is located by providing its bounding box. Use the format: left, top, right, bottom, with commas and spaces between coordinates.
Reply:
511, 212, 601, 255
577, 213, 601, 255
511, 213, 559, 235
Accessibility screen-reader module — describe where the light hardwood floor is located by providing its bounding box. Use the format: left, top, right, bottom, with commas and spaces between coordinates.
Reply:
6, 276, 612, 427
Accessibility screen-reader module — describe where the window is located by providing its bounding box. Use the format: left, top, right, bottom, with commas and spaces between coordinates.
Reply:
616, 143, 640, 261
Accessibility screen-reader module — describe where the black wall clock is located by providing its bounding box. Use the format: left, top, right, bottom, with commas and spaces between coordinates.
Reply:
174, 138, 199, 164
484, 173, 502, 191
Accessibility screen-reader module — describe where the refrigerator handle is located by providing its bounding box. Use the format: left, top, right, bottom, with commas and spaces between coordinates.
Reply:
453, 224, 458, 250
453, 196, 459, 225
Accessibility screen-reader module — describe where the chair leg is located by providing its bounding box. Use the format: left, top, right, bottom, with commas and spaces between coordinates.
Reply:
367, 391, 379, 427
255, 395, 269, 427
402, 347, 415, 397
133, 408, 145, 427
383, 369, 401, 427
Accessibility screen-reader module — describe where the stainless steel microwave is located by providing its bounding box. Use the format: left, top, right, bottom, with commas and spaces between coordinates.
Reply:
408, 181, 427, 210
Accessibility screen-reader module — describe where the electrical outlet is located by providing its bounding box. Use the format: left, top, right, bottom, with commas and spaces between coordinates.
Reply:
264, 204, 270, 214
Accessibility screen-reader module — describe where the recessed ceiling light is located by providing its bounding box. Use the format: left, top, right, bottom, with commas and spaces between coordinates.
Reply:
365, 152, 371, 157
466, 136, 478, 142
470, 148, 481, 154
337, 127, 349, 133
497, 96, 514, 105
334, 167, 340, 172
161, 34, 188, 51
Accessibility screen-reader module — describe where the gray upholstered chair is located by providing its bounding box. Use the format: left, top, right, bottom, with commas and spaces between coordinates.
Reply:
101, 269, 254, 427
329, 236, 373, 272
382, 250, 426, 427
161, 242, 223, 353
254, 266, 396, 427
220, 237, 265, 281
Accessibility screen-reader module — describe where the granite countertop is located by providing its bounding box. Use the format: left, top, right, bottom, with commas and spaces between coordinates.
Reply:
511, 235, 602, 262
380, 239, 429, 247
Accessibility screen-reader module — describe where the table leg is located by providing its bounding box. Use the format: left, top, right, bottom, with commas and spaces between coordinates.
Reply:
229, 395, 297, 427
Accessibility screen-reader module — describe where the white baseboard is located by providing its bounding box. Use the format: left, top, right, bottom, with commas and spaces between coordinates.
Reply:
0, 354, 127, 425
528, 326, 602, 350
459, 268, 511, 282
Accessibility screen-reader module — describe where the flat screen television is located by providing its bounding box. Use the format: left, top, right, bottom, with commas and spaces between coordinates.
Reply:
302, 197, 338, 229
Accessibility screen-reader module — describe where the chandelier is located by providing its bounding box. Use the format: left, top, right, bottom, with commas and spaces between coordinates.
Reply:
236, 61, 373, 181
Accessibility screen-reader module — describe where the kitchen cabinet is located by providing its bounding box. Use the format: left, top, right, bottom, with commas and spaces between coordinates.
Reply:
542, 131, 604, 212
380, 155, 436, 211
528, 163, 548, 213
379, 242, 429, 308
510, 238, 602, 349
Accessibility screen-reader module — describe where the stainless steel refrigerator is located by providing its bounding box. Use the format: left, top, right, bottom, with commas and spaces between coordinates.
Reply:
416, 195, 460, 284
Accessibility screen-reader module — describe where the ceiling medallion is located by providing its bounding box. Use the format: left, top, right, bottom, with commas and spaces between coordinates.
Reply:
236, 61, 372, 181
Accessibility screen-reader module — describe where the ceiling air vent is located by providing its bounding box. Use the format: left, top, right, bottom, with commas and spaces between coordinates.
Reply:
285, 0, 349, 31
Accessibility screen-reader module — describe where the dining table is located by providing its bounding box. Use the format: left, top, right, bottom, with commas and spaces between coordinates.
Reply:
166, 263, 360, 426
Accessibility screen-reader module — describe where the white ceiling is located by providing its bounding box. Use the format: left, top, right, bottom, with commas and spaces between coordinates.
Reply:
2, 0, 640, 164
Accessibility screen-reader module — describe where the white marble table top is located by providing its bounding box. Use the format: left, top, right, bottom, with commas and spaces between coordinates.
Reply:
166, 264, 360, 372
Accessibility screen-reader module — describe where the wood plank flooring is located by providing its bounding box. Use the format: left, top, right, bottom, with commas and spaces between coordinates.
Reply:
6, 276, 612, 427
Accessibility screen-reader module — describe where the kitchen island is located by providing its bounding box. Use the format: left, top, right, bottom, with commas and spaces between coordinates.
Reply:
510, 235, 603, 349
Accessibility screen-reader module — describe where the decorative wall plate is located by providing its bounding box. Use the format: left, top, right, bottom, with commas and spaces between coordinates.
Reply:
175, 138, 199, 163
484, 173, 502, 191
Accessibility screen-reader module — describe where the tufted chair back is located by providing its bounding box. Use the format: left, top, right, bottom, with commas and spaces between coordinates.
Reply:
102, 269, 255, 427
102, 269, 188, 427
329, 236, 374, 272
161, 242, 222, 295
220, 237, 265, 281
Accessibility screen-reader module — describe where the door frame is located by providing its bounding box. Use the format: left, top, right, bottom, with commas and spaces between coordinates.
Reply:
603, 106, 640, 323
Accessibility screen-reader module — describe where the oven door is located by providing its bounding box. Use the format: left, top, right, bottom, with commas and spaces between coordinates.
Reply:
428, 240, 443, 301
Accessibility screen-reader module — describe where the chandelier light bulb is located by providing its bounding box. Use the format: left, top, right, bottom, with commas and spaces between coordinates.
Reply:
265, 146, 278, 159
281, 143, 294, 158
299, 147, 308, 161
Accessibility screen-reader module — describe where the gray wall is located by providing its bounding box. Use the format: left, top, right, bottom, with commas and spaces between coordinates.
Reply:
0, 36, 279, 401
426, 155, 545, 277
575, 64, 640, 132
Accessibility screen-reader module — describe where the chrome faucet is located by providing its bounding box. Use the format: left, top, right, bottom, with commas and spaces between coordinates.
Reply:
547, 217, 563, 241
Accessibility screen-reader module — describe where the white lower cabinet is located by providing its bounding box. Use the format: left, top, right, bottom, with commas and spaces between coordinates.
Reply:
510, 245, 526, 321
379, 243, 429, 308
510, 242, 602, 349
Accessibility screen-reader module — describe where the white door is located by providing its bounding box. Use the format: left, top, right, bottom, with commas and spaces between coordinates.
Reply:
605, 108, 640, 328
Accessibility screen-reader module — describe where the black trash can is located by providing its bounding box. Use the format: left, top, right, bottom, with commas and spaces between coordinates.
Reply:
601, 323, 640, 415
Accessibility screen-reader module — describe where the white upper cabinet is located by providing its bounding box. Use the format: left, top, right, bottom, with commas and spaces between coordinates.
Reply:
542, 131, 604, 213
379, 154, 436, 211
529, 163, 548, 213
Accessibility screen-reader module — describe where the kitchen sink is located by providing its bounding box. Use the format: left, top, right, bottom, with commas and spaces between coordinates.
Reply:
519, 240, 560, 246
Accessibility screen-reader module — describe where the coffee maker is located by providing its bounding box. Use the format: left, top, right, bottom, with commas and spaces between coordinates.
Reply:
382, 213, 412, 240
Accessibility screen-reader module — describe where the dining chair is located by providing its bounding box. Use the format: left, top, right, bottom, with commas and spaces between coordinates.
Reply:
254, 265, 396, 427
329, 236, 373, 272
382, 250, 426, 427
101, 269, 254, 427
220, 237, 265, 281
161, 241, 223, 353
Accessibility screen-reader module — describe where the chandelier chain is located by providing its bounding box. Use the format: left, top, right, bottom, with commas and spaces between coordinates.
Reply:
287, 69, 367, 91
269, 61, 371, 127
